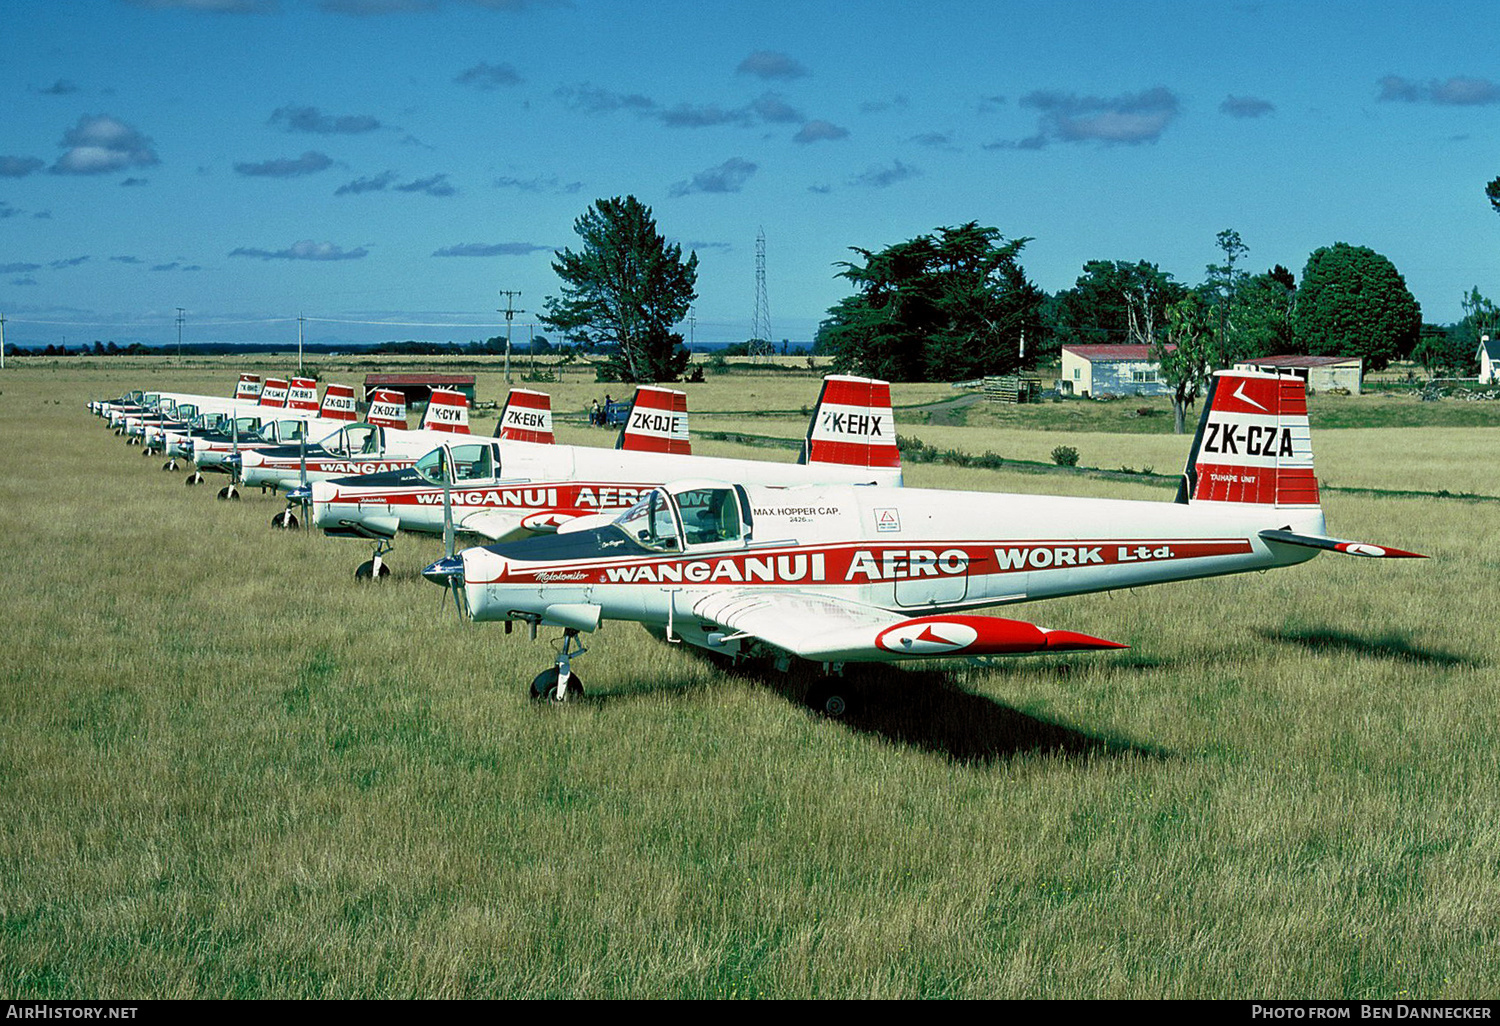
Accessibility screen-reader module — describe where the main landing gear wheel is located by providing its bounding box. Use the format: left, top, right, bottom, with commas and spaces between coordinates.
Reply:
354, 559, 392, 581
530, 667, 584, 703
216, 485, 240, 501
271, 510, 299, 530
805, 679, 850, 718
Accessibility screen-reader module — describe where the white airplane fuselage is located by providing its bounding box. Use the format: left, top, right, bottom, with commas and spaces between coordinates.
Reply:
455, 481, 1325, 660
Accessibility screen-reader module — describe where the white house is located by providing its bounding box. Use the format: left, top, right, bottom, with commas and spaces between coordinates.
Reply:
1479, 336, 1499, 383
1059, 345, 1174, 397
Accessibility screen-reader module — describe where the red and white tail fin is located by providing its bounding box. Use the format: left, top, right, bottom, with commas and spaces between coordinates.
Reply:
619, 385, 690, 454
366, 388, 409, 430
495, 388, 554, 444
319, 383, 358, 422
1179, 370, 1318, 508
800, 375, 900, 470
420, 387, 471, 433
234, 373, 262, 401
258, 377, 289, 408
287, 377, 319, 412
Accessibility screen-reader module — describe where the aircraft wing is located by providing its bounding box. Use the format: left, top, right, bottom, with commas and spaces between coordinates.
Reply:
456, 507, 588, 541
691, 590, 1125, 663
455, 508, 531, 542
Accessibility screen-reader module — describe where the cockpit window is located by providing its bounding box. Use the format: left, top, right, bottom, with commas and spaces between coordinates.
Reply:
674, 487, 744, 547
449, 443, 494, 482
614, 490, 681, 552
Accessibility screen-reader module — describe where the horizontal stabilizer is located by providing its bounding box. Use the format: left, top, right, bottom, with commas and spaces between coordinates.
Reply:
1259, 529, 1425, 559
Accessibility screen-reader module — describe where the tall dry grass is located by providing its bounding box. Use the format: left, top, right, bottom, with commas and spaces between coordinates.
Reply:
0, 359, 1495, 998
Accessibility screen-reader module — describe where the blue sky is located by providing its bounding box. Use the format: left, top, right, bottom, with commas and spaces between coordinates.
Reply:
3, 0, 1497, 349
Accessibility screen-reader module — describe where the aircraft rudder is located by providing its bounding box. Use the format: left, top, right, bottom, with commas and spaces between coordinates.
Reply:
1183, 369, 1319, 509
803, 374, 900, 470
619, 385, 690, 454
422, 387, 471, 434
496, 388, 555, 443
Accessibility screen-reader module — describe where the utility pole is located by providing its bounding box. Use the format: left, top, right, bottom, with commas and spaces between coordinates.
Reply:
1, 311, 6, 371
498, 290, 524, 384
297, 313, 305, 375
175, 308, 185, 364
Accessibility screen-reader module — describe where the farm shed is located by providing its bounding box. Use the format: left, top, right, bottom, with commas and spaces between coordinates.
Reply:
1479, 336, 1499, 383
1059, 345, 1175, 398
1233, 355, 1363, 395
362, 373, 477, 405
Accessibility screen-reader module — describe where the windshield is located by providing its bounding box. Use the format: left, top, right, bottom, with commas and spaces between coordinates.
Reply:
415, 448, 447, 485
613, 490, 681, 552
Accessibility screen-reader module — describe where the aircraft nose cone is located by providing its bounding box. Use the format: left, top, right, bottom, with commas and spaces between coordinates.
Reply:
422, 555, 464, 588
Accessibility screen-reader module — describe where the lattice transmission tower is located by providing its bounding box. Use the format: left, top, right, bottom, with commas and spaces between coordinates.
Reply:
749, 227, 773, 359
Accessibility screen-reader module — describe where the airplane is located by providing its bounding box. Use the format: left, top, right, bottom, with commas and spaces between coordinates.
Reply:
235, 386, 474, 511
185, 381, 364, 493
421, 369, 1424, 712
313, 376, 901, 579
141, 376, 328, 460
306, 384, 688, 576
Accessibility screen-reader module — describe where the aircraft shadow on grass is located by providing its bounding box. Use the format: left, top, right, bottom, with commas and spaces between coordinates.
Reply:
1254, 626, 1478, 668
604, 652, 1169, 767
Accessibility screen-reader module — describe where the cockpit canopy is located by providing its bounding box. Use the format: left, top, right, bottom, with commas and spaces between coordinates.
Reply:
612, 481, 751, 552
259, 419, 308, 443
414, 442, 500, 485
318, 423, 383, 456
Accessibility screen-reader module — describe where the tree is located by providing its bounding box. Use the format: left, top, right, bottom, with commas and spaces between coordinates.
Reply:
540, 196, 698, 383
1291, 243, 1421, 371
1416, 287, 1494, 378
1233, 266, 1297, 359
1204, 229, 1250, 366
1487, 175, 1500, 217
815, 223, 1043, 381
1051, 260, 1187, 350
1153, 292, 1216, 434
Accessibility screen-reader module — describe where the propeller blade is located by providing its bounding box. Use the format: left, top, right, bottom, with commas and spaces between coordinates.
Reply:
441, 448, 455, 558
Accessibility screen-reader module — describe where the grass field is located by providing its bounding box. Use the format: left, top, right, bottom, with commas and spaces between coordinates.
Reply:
1, 358, 1496, 999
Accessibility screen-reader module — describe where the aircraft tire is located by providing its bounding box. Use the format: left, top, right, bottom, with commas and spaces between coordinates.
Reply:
216, 486, 239, 501
530, 667, 584, 703
272, 511, 299, 530
186, 473, 203, 486
805, 679, 850, 719
354, 560, 392, 581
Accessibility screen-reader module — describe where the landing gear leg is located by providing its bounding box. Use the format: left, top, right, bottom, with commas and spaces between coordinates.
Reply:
355, 538, 394, 581
531, 628, 587, 702
805, 666, 850, 718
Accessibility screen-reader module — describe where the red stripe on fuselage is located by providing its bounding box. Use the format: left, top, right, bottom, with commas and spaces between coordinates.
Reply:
473, 538, 1257, 586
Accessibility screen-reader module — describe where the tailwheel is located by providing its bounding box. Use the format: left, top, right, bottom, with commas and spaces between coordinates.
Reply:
216, 485, 240, 501
271, 509, 299, 530
805, 678, 851, 718
530, 667, 585, 703
354, 558, 392, 581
